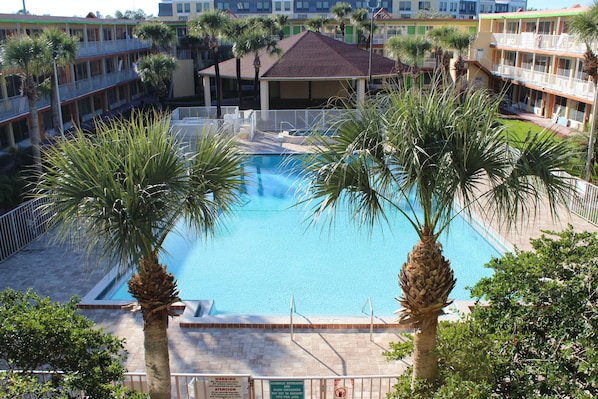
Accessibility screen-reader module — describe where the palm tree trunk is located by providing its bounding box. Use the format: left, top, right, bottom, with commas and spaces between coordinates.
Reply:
213, 49, 222, 119
128, 252, 180, 399
236, 58, 244, 109
144, 317, 172, 399
27, 96, 42, 174
397, 236, 455, 386
50, 74, 61, 133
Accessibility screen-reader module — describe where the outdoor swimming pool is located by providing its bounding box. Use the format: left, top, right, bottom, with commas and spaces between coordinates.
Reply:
107, 155, 501, 317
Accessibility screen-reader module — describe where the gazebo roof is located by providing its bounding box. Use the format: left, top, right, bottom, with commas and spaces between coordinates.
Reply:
198, 30, 397, 81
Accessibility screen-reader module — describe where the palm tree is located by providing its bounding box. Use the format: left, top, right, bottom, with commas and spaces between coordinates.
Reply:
305, 16, 329, 33
188, 10, 229, 118
299, 83, 573, 387
447, 30, 475, 86
238, 26, 282, 102
427, 26, 456, 82
134, 21, 176, 53
350, 8, 368, 45
135, 53, 177, 109
1, 35, 52, 173
569, 1, 598, 181
223, 18, 251, 109
41, 28, 79, 135
37, 111, 247, 399
386, 35, 431, 89
275, 14, 289, 40
331, 2, 352, 39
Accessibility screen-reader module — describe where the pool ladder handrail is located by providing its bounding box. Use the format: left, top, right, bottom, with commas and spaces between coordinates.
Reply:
290, 295, 296, 341
280, 121, 294, 133
362, 296, 374, 342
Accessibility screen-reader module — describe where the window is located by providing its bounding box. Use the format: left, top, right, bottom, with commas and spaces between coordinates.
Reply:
495, 4, 508, 12
399, 1, 411, 11
284, 1, 291, 10
74, 62, 89, 81
538, 21, 551, 34
504, 51, 516, 67
176, 3, 191, 12
439, 2, 447, 11
237, 2, 250, 10
296, 1, 309, 11
418, 1, 430, 10
177, 27, 188, 37
450, 2, 457, 12
257, 1, 270, 10
507, 22, 519, 34
534, 55, 549, 73
196, 2, 210, 12
216, 3, 230, 10
316, 1, 329, 11
520, 53, 533, 70
557, 58, 571, 77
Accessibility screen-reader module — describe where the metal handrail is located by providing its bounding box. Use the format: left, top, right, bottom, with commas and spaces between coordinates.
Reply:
279, 121, 294, 133
361, 297, 374, 341
290, 295, 296, 340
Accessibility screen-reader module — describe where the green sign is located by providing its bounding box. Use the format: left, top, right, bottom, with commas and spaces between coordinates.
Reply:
270, 380, 305, 399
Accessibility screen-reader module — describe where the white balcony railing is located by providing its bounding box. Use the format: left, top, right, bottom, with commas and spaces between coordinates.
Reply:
492, 32, 586, 54
492, 64, 595, 101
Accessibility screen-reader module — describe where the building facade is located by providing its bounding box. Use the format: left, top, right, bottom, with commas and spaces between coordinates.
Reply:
0, 14, 151, 152
470, 6, 593, 130
157, 0, 527, 21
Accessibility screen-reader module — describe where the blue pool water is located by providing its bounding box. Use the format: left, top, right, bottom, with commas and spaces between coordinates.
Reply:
109, 155, 500, 316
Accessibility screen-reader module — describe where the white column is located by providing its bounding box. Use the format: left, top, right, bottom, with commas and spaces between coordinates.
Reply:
260, 80, 269, 111
356, 79, 366, 104
203, 75, 211, 108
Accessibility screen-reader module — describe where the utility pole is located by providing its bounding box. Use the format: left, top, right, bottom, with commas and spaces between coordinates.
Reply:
21, 0, 27, 14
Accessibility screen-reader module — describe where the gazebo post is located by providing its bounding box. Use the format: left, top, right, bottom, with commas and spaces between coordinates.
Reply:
203, 75, 212, 109
356, 79, 367, 104
260, 80, 270, 110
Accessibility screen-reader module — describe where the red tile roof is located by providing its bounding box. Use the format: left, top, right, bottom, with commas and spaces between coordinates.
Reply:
199, 30, 398, 81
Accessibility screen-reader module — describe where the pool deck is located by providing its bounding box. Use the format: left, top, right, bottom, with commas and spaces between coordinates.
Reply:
1, 125, 597, 377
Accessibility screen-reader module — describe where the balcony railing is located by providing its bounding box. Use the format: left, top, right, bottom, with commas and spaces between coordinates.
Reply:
492, 32, 586, 54
492, 64, 594, 101
0, 69, 139, 121
77, 38, 150, 58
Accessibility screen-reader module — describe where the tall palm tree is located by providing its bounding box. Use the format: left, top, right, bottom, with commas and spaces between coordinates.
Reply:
37, 111, 247, 399
135, 53, 177, 109
427, 26, 456, 82
447, 30, 475, 86
1, 35, 51, 173
275, 14, 289, 40
238, 26, 282, 102
331, 2, 352, 39
188, 10, 229, 118
223, 18, 251, 109
41, 28, 79, 135
134, 21, 176, 53
569, 1, 598, 181
385, 36, 406, 90
386, 35, 431, 89
305, 16, 329, 33
350, 8, 368, 45
299, 83, 573, 387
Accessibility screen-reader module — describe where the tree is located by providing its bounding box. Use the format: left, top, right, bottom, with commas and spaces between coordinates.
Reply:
305, 16, 330, 32
41, 28, 79, 135
331, 2, 352, 39
223, 18, 251, 109
0, 288, 135, 398
427, 26, 456, 82
298, 82, 573, 387
36, 111, 247, 399
0, 35, 52, 173
274, 14, 289, 40
350, 8, 368, 45
115, 9, 149, 20
569, 0, 598, 181
135, 53, 177, 108
385, 35, 431, 88
238, 20, 282, 102
188, 10, 229, 118
385, 227, 598, 398
446, 30, 475, 86
134, 21, 176, 54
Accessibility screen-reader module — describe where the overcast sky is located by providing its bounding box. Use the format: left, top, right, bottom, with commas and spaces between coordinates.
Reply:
0, 0, 594, 19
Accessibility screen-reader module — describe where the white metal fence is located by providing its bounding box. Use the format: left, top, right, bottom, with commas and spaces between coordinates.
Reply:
0, 197, 53, 263
122, 373, 399, 399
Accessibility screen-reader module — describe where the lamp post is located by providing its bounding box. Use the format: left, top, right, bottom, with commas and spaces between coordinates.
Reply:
367, 0, 381, 91
52, 52, 64, 137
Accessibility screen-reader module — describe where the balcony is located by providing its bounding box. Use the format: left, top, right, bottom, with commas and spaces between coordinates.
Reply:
491, 33, 586, 54
492, 63, 594, 102
78, 38, 151, 58
0, 69, 140, 121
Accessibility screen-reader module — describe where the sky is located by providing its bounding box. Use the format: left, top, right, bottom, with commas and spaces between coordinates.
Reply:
0, 0, 594, 18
